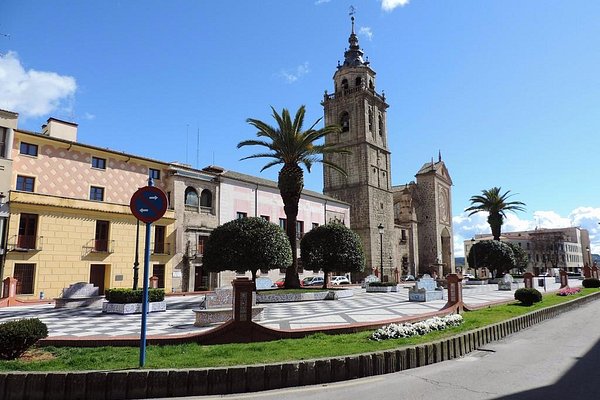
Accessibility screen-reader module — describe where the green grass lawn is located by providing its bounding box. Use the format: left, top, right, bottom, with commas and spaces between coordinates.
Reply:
1, 288, 597, 372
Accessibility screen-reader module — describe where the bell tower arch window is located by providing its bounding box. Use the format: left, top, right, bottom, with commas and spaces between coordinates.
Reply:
368, 109, 373, 134
340, 112, 350, 133
355, 77, 362, 87
369, 79, 375, 90
341, 78, 349, 91
378, 112, 384, 135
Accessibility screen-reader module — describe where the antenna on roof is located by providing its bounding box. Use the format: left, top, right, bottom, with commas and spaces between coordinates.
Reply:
185, 124, 189, 164
196, 126, 200, 169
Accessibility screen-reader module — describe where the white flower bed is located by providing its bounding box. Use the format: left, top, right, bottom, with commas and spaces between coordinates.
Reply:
371, 314, 463, 341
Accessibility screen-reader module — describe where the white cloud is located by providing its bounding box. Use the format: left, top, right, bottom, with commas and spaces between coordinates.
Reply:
279, 62, 310, 84
314, 0, 331, 4
0, 51, 77, 119
359, 27, 373, 41
452, 207, 600, 256
83, 112, 96, 120
381, 0, 411, 12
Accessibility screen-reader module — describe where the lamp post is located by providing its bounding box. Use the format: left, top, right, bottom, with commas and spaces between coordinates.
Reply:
471, 238, 477, 279
586, 246, 591, 270
378, 223, 384, 280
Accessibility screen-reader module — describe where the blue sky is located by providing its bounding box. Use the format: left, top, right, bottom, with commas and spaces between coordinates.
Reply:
2, 0, 600, 256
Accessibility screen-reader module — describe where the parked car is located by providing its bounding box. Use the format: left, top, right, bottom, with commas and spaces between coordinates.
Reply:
401, 274, 415, 282
274, 278, 285, 288
330, 276, 350, 285
302, 276, 325, 287
462, 273, 475, 280
362, 274, 381, 288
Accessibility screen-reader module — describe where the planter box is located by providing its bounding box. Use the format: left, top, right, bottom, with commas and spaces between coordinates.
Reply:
326, 288, 355, 300
256, 291, 329, 303
366, 285, 401, 293
102, 300, 167, 314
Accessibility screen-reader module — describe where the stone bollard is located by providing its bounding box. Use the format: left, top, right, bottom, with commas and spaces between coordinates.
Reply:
523, 272, 533, 289
233, 277, 254, 322
559, 269, 569, 289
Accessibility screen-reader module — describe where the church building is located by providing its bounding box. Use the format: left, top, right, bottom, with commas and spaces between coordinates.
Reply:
322, 16, 455, 281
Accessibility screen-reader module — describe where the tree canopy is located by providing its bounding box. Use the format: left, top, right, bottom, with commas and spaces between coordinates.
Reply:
300, 222, 365, 288
238, 105, 349, 288
467, 240, 516, 278
465, 187, 526, 240
202, 217, 292, 288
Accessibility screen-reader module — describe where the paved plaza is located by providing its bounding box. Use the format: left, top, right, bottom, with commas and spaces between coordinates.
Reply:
0, 279, 581, 340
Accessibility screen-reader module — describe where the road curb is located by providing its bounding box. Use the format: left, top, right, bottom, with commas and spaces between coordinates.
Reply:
2, 291, 599, 399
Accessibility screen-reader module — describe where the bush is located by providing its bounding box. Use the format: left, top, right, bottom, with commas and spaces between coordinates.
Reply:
0, 318, 48, 360
104, 288, 165, 304
514, 288, 542, 306
368, 282, 398, 287
582, 278, 600, 288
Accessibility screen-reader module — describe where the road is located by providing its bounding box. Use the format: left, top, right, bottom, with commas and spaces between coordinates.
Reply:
181, 299, 600, 400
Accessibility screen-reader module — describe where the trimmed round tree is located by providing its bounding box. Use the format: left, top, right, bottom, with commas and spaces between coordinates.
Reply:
506, 242, 528, 273
467, 240, 516, 278
202, 217, 292, 289
300, 222, 365, 288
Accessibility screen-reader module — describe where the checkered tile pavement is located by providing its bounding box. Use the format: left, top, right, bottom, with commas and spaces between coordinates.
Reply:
0, 279, 581, 339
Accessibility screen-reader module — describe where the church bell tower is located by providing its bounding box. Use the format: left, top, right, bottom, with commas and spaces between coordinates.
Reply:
322, 15, 396, 280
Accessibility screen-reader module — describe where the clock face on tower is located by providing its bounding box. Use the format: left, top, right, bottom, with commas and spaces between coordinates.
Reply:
438, 185, 450, 224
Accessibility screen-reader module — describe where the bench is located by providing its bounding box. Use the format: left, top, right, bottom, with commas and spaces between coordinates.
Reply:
54, 282, 104, 308
193, 288, 265, 326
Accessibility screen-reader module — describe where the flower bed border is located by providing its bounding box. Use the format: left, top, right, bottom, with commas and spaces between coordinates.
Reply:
2, 291, 599, 400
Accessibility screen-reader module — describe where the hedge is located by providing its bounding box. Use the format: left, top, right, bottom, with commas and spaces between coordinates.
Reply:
104, 288, 165, 303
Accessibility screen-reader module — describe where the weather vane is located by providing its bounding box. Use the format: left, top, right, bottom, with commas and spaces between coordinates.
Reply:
349, 5, 356, 17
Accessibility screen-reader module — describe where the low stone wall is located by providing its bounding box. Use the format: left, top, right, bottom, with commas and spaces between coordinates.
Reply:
366, 285, 401, 293
2, 291, 599, 400
102, 301, 167, 314
256, 291, 329, 303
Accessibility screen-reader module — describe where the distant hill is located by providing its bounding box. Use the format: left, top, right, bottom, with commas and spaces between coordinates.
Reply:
593, 254, 600, 263
455, 257, 465, 266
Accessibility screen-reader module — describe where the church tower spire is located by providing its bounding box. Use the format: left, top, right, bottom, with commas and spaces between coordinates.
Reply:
322, 13, 396, 281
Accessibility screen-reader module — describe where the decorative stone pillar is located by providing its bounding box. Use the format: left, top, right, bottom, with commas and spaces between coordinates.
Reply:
149, 276, 159, 289
592, 266, 599, 279
233, 277, 254, 322
559, 269, 568, 289
442, 273, 463, 310
523, 272, 533, 289
2, 277, 17, 298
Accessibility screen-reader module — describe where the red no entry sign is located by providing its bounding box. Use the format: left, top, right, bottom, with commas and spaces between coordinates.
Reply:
130, 186, 168, 223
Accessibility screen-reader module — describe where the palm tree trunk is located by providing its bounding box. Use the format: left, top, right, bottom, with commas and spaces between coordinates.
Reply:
279, 164, 304, 288
488, 213, 503, 241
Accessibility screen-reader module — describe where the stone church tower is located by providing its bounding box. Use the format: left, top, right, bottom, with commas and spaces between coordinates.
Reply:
322, 16, 396, 281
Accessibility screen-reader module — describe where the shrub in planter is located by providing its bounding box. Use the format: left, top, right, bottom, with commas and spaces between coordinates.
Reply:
104, 288, 165, 304
514, 288, 542, 306
368, 282, 397, 287
0, 318, 48, 360
582, 278, 600, 288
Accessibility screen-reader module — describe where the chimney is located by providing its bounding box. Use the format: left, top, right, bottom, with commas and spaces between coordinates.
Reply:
42, 117, 78, 142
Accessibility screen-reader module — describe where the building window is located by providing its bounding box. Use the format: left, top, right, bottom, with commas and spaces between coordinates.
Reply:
184, 187, 199, 210
13, 264, 35, 295
378, 113, 383, 135
152, 265, 165, 289
260, 215, 270, 221
197, 236, 207, 256
20, 142, 38, 157
90, 186, 104, 201
94, 220, 110, 252
16, 175, 35, 192
154, 225, 166, 254
312, 222, 319, 230
296, 221, 304, 239
91, 156, 106, 169
17, 213, 38, 249
341, 78, 348, 90
401, 230, 407, 242
279, 218, 287, 231
368, 109, 373, 132
200, 189, 212, 209
0, 127, 7, 158
149, 168, 161, 180
355, 76, 362, 87
237, 212, 247, 219
340, 112, 350, 133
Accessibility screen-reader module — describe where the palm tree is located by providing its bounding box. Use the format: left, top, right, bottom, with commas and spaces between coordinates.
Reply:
238, 105, 349, 288
465, 187, 526, 241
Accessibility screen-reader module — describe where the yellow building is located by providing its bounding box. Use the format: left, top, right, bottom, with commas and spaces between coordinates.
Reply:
2, 117, 175, 300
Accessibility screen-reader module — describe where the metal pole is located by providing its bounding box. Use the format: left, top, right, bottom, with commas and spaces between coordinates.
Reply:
380, 232, 383, 278
139, 176, 154, 368
133, 219, 140, 290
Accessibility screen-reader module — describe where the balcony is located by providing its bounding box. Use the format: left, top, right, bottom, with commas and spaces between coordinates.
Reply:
151, 242, 171, 255
8, 235, 43, 252
83, 239, 115, 254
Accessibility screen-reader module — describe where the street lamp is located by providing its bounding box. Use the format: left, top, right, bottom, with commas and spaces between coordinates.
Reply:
378, 223, 384, 280
471, 238, 478, 279
586, 246, 591, 268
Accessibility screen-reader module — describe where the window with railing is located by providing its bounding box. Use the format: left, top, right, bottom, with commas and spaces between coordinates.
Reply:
17, 213, 38, 249
94, 220, 110, 252
14, 263, 35, 295
152, 264, 166, 288
153, 225, 166, 254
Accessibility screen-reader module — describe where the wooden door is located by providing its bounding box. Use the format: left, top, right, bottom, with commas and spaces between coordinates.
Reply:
90, 264, 106, 294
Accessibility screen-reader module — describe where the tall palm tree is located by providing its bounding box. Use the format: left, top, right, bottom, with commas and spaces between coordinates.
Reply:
238, 105, 349, 288
465, 187, 526, 241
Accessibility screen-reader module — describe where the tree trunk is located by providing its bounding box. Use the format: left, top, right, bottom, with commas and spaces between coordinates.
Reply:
251, 269, 257, 291
279, 164, 304, 289
323, 272, 330, 289
488, 213, 503, 241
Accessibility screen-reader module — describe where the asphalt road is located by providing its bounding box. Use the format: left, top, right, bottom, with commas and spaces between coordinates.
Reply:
184, 299, 600, 400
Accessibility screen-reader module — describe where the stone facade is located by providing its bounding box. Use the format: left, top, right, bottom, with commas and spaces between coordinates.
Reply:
323, 19, 455, 280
